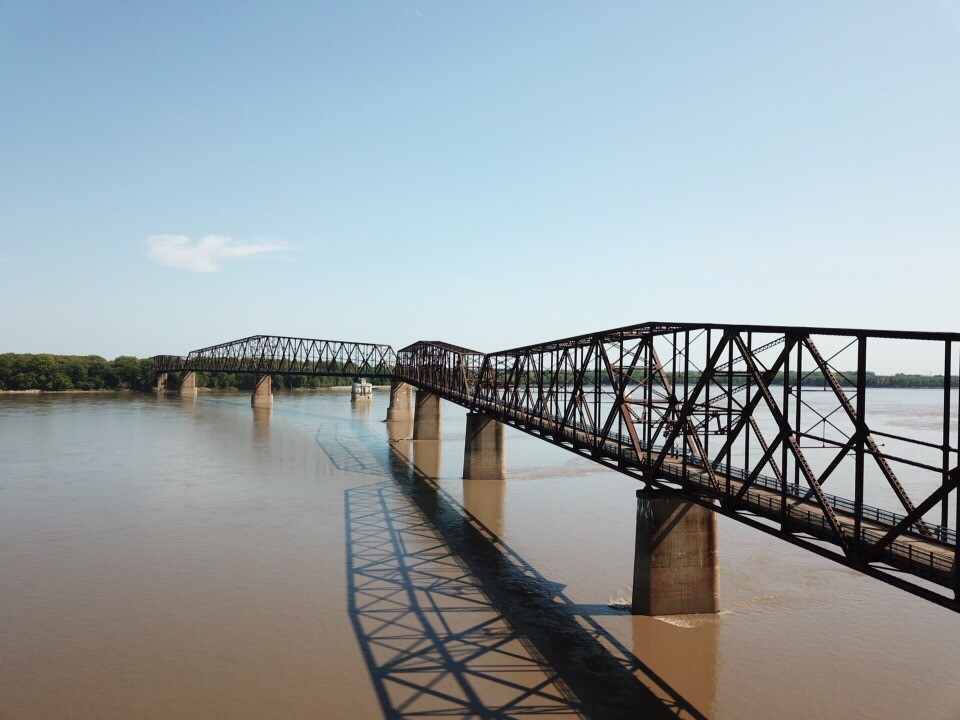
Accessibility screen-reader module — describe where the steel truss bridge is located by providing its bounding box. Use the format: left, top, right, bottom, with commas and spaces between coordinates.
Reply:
156, 323, 960, 612
154, 334, 395, 378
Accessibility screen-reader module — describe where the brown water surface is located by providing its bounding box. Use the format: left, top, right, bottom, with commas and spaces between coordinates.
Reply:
1, 390, 958, 718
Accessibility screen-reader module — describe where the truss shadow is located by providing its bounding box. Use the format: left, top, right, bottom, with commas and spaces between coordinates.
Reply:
345, 447, 709, 719
317, 420, 395, 477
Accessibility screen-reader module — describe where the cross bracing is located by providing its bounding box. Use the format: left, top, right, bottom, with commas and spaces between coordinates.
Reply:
157, 322, 960, 611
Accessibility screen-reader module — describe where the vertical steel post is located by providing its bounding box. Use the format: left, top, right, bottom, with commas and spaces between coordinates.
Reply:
594, 338, 600, 449
726, 338, 733, 500
704, 329, 711, 470
855, 336, 867, 556
745, 332, 752, 488
942, 341, 952, 530
682, 330, 690, 482
645, 336, 652, 477
617, 340, 623, 466
794, 341, 802, 490
780, 337, 790, 526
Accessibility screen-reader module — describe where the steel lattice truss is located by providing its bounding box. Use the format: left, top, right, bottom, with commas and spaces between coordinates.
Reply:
395, 340, 485, 404
154, 323, 960, 610
396, 323, 960, 611
153, 335, 395, 378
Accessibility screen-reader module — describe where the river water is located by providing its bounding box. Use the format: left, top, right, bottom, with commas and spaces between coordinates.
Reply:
1, 390, 958, 719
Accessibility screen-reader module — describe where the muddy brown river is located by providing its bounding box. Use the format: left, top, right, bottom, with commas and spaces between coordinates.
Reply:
1, 390, 958, 718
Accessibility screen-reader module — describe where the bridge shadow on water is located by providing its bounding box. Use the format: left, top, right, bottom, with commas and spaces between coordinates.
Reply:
321, 419, 709, 719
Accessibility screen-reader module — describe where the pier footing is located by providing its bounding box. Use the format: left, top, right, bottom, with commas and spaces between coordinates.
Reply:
252, 375, 273, 407
413, 390, 441, 441
179, 371, 197, 398
386, 381, 414, 421
462, 412, 505, 480
631, 489, 720, 616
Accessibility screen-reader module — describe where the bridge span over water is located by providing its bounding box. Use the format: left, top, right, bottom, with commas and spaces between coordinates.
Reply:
155, 322, 960, 614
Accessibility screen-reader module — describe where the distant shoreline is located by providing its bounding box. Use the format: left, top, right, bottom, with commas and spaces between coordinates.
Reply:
2, 353, 956, 392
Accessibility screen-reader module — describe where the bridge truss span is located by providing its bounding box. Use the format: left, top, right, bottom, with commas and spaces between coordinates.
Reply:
155, 335, 396, 378
395, 340, 485, 403
156, 323, 960, 610
401, 323, 960, 611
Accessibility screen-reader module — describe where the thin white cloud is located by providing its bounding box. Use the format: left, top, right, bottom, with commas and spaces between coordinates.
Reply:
147, 234, 289, 273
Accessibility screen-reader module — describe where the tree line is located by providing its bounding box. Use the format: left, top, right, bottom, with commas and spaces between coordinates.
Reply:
0, 354, 388, 392
2, 353, 956, 392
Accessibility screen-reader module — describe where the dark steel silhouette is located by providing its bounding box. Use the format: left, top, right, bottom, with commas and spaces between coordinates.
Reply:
158, 322, 960, 611
154, 334, 394, 377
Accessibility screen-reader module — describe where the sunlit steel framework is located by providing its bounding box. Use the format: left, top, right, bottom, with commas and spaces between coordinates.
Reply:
395, 340, 486, 403
395, 323, 960, 612
154, 324, 960, 611
153, 334, 395, 378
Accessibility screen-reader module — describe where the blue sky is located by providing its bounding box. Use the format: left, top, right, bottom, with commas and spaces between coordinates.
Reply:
1, 2, 958, 369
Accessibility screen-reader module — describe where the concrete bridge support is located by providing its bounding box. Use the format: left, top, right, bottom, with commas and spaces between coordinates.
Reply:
631, 489, 720, 616
154, 373, 168, 392
252, 375, 273, 407
386, 381, 414, 421
462, 412, 505, 480
179, 371, 197, 398
413, 390, 441, 441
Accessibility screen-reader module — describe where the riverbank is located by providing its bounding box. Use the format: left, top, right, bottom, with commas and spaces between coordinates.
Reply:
0, 353, 391, 392
0, 388, 137, 395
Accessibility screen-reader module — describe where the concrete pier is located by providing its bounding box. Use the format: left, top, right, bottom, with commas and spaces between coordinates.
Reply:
179, 371, 197, 398
631, 489, 720, 616
462, 412, 505, 480
386, 380, 414, 421
252, 375, 273, 407
154, 373, 168, 392
413, 390, 441, 441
